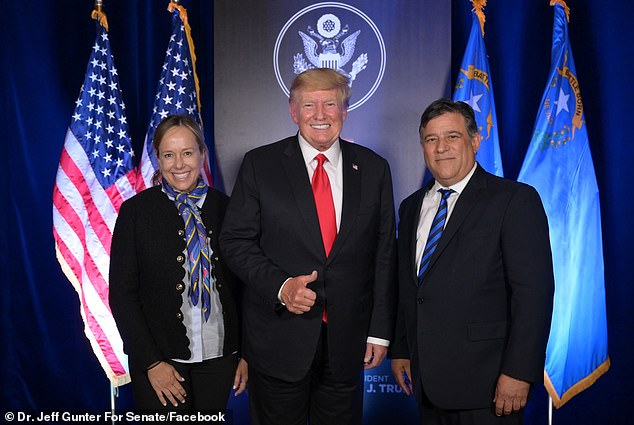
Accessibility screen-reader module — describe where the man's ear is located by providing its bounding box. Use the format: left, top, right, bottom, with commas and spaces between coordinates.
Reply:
471, 133, 482, 154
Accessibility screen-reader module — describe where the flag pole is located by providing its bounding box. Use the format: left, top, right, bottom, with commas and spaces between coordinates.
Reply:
548, 396, 553, 425
95, 1, 124, 417
91, 0, 108, 32
110, 383, 118, 425
97, 1, 117, 421
470, 0, 487, 36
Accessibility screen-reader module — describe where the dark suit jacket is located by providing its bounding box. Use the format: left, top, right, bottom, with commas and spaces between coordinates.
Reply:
109, 186, 241, 373
391, 165, 554, 410
219, 136, 397, 382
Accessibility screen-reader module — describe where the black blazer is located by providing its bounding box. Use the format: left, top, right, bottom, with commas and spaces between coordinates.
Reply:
109, 185, 241, 373
391, 165, 554, 410
219, 136, 397, 382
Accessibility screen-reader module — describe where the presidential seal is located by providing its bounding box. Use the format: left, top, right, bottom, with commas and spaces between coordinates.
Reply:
274, 2, 386, 111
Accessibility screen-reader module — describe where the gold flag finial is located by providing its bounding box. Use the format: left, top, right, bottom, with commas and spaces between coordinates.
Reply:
91, 0, 109, 32
550, 0, 570, 22
167, 1, 202, 116
470, 0, 487, 36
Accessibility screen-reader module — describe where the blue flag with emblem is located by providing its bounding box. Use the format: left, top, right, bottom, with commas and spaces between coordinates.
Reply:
517, 0, 609, 408
453, 2, 503, 177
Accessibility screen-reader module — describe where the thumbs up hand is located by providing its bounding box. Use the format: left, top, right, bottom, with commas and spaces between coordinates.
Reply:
280, 271, 318, 314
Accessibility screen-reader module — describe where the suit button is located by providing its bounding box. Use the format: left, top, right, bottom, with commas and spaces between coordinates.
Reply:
214, 256, 219, 261
216, 283, 222, 289
417, 298, 424, 304
178, 229, 185, 237
208, 229, 213, 236
176, 255, 184, 263
176, 283, 184, 292
176, 312, 183, 321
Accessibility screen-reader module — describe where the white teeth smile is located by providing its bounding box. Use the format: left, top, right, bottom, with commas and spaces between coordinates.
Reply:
311, 124, 330, 130
173, 172, 190, 179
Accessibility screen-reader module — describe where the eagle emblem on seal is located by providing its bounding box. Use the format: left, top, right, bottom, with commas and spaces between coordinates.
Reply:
294, 13, 368, 85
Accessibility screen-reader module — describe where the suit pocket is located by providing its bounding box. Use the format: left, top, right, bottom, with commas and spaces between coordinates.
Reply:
467, 320, 508, 341
460, 226, 494, 240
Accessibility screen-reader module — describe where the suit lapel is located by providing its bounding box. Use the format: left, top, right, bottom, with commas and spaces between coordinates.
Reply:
281, 137, 325, 259
427, 165, 487, 272
327, 140, 360, 263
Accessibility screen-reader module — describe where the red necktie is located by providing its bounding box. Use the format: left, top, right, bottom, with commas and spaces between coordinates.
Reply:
312, 154, 337, 322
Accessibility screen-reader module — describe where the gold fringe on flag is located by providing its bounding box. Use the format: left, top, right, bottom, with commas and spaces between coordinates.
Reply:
550, 0, 570, 22
545, 358, 610, 408
168, 1, 202, 116
91, 0, 109, 32
470, 0, 487, 36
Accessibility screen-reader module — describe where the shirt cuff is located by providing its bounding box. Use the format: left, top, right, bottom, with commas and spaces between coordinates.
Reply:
277, 277, 292, 305
367, 337, 390, 347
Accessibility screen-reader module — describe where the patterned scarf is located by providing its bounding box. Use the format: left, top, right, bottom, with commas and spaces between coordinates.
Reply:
162, 178, 212, 321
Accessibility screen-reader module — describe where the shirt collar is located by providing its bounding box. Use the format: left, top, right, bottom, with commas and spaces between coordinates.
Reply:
431, 162, 478, 196
297, 132, 341, 168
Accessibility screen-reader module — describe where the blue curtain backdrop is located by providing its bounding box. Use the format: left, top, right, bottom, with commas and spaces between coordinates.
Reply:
1, 1, 632, 424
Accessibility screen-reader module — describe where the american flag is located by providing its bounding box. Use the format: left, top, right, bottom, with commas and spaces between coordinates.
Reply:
136, 2, 213, 191
52, 11, 135, 386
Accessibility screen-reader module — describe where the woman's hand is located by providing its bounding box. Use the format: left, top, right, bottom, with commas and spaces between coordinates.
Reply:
147, 361, 187, 407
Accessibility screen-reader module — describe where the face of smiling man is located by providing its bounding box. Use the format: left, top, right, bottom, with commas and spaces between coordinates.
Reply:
289, 88, 348, 151
421, 111, 481, 187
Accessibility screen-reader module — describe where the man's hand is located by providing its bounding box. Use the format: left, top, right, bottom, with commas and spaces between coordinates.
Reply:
493, 373, 530, 416
391, 358, 413, 396
147, 361, 186, 407
280, 271, 318, 314
233, 358, 248, 396
363, 343, 388, 369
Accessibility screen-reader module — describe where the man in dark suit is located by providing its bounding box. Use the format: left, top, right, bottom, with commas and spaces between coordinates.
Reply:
219, 68, 397, 425
391, 99, 554, 424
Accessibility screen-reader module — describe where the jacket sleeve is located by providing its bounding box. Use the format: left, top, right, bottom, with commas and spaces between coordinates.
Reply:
500, 185, 555, 383
367, 159, 398, 342
219, 152, 290, 306
108, 199, 163, 371
389, 196, 413, 359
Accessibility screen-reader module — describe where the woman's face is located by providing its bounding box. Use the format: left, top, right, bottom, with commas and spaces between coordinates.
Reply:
157, 126, 205, 192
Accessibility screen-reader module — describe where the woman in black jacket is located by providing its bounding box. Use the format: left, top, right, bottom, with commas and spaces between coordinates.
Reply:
109, 115, 246, 411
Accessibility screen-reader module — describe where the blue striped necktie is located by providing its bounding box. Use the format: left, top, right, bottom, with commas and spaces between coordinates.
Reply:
417, 188, 454, 285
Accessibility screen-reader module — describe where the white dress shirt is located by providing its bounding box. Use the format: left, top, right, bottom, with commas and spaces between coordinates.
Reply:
162, 190, 225, 363
278, 134, 388, 347
297, 133, 343, 230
